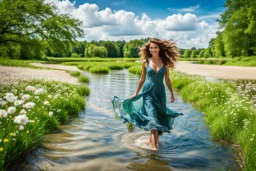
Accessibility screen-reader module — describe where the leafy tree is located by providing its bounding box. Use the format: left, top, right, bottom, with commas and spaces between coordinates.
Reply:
99, 40, 120, 57
183, 49, 193, 58
217, 0, 256, 57
123, 40, 144, 57
198, 50, 205, 58
203, 48, 212, 58
0, 0, 83, 59
190, 50, 198, 58
212, 32, 225, 58
84, 44, 108, 57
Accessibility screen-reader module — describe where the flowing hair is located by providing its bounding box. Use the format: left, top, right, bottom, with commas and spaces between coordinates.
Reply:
138, 38, 180, 68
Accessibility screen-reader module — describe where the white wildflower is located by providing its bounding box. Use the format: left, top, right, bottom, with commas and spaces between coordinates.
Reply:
14, 100, 24, 106
24, 102, 35, 109
21, 94, 30, 100
0, 100, 7, 106
5, 93, 17, 102
25, 86, 36, 92
14, 115, 29, 125
34, 88, 46, 95
20, 109, 27, 115
7, 106, 16, 114
49, 111, 53, 117
0, 110, 8, 118
44, 101, 49, 105
19, 125, 24, 130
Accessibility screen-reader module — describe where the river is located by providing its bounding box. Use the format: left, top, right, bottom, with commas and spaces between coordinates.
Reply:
19, 69, 239, 171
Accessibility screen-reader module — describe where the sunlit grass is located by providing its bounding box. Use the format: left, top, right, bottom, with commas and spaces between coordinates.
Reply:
128, 65, 142, 75
78, 75, 89, 83
0, 58, 40, 68
224, 57, 256, 67
0, 80, 89, 170
171, 71, 256, 170
47, 57, 139, 62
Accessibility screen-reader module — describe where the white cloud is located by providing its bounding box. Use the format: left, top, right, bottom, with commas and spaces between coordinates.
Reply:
112, 1, 126, 6
46, 0, 220, 49
163, 13, 198, 31
168, 4, 200, 13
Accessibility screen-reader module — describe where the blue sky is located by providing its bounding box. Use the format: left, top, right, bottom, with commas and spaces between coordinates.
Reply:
46, 0, 226, 49
74, 0, 225, 22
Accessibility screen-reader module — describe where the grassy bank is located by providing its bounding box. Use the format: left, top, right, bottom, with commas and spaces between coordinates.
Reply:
0, 58, 41, 68
0, 80, 90, 170
180, 57, 256, 67
129, 65, 256, 171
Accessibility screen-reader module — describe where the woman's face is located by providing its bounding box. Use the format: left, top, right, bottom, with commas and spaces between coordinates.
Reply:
149, 43, 160, 56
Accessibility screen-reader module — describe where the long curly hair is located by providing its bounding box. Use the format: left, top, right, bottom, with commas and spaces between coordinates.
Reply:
138, 38, 180, 68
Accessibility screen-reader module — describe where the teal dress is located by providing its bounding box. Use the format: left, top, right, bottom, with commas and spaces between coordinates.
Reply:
111, 58, 182, 134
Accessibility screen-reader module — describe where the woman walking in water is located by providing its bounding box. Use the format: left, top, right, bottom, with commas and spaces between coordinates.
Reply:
111, 38, 182, 151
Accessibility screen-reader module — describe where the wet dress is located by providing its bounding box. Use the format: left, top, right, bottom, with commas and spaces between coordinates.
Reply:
111, 58, 182, 134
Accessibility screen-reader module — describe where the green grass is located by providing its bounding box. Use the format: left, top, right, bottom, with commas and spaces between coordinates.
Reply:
89, 65, 109, 74
180, 57, 256, 67
47, 57, 139, 62
69, 71, 81, 77
224, 57, 256, 67
171, 71, 256, 170
0, 58, 41, 68
128, 65, 142, 75
128, 67, 256, 171
78, 75, 89, 83
0, 80, 89, 170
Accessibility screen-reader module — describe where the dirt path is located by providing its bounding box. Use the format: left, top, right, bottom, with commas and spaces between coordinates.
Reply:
175, 61, 256, 80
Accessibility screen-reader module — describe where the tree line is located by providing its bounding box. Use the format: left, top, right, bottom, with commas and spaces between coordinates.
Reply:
0, 0, 255, 59
183, 0, 256, 58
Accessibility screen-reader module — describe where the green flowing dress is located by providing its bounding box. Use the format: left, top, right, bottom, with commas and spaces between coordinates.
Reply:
111, 59, 182, 134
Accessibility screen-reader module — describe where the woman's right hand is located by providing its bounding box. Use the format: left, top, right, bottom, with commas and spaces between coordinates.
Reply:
130, 93, 137, 99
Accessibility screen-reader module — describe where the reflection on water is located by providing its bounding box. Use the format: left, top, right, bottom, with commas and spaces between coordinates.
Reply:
19, 70, 239, 171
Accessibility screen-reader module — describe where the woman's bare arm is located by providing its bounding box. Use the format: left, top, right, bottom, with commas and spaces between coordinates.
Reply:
130, 60, 147, 99
165, 64, 175, 102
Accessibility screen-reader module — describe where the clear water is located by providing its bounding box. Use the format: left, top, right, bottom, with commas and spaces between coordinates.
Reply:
19, 69, 239, 171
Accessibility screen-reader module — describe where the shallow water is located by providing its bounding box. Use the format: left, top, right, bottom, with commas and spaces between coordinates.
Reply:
19, 70, 239, 171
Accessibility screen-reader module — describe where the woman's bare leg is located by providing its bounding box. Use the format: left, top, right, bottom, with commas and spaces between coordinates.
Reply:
150, 130, 158, 150
147, 131, 159, 145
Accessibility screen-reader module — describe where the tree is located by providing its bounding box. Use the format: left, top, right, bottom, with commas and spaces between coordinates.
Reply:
84, 44, 108, 57
198, 50, 205, 58
183, 49, 193, 58
99, 40, 120, 57
212, 32, 225, 58
190, 50, 198, 58
0, 0, 84, 59
123, 40, 144, 57
217, 0, 256, 57
203, 48, 212, 58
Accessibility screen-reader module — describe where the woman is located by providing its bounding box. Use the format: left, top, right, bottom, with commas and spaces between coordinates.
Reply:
111, 38, 182, 151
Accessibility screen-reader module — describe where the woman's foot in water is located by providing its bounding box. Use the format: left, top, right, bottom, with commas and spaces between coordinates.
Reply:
145, 139, 151, 145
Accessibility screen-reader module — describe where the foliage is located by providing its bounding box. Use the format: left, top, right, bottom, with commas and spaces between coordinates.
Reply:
214, 0, 256, 57
123, 39, 144, 57
0, 0, 84, 59
0, 80, 89, 170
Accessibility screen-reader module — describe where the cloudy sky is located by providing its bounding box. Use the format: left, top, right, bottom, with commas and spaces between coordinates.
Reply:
46, 0, 226, 49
